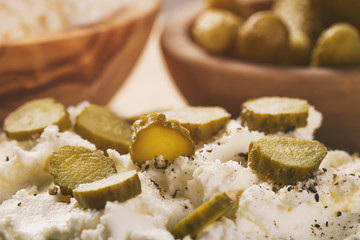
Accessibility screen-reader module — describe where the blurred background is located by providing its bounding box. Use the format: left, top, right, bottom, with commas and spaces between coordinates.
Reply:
108, 0, 195, 117
163, 0, 192, 11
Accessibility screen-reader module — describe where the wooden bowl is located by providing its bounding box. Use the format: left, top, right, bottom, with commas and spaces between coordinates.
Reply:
0, 0, 161, 122
161, 0, 360, 153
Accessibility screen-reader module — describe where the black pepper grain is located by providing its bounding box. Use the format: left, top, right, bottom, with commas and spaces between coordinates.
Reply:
337, 211, 342, 217
172, 190, 178, 199
150, 179, 159, 188
315, 193, 319, 202
308, 185, 317, 193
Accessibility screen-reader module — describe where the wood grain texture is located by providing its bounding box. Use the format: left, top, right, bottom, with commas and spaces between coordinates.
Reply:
161, 0, 360, 153
0, 0, 161, 122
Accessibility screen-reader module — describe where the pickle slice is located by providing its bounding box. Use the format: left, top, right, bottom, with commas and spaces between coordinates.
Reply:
73, 170, 141, 210
170, 192, 234, 239
49, 146, 116, 196
248, 137, 327, 184
311, 23, 360, 68
129, 113, 195, 165
192, 9, 243, 53
235, 11, 289, 65
163, 106, 230, 142
240, 97, 310, 134
74, 104, 132, 154
3, 98, 71, 140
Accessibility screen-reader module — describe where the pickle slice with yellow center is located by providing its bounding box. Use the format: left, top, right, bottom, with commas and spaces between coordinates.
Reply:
162, 106, 230, 142
49, 146, 116, 196
129, 113, 195, 165
248, 137, 327, 184
3, 98, 71, 140
74, 104, 132, 154
170, 192, 234, 239
241, 96, 310, 134
73, 170, 141, 210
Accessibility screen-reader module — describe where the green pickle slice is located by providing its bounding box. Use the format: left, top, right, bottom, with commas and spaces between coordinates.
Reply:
162, 106, 231, 142
311, 23, 360, 68
3, 98, 71, 140
241, 97, 310, 134
129, 113, 195, 165
75, 104, 132, 154
170, 192, 234, 239
73, 170, 141, 210
248, 137, 327, 184
49, 146, 116, 196
192, 9, 244, 53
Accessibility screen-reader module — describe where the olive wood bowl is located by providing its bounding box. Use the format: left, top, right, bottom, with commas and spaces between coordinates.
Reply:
161, 0, 360, 153
0, 0, 161, 122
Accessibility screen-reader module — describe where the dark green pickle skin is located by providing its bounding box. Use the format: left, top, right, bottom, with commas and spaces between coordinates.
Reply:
74, 104, 132, 154
248, 137, 327, 184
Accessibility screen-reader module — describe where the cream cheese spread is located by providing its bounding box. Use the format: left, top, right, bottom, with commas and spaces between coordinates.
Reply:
0, 102, 359, 240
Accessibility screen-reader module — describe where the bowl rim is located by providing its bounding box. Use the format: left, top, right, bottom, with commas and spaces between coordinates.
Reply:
161, 0, 360, 78
0, 0, 161, 47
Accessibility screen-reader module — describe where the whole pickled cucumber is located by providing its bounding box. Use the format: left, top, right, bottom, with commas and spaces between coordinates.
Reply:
49, 146, 116, 196
235, 11, 290, 65
192, 9, 244, 53
129, 113, 195, 165
162, 106, 230, 142
206, 0, 237, 13
248, 137, 327, 184
240, 97, 310, 134
311, 23, 360, 68
170, 192, 234, 239
206, 0, 269, 19
273, 0, 324, 65
73, 170, 141, 210
75, 104, 132, 154
3, 98, 71, 140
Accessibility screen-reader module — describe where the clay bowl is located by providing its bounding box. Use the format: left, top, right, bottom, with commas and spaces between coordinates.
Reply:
161, 0, 360, 153
0, 0, 161, 122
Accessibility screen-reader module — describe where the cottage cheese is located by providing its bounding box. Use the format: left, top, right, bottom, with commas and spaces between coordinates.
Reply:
0, 0, 131, 41
0, 102, 359, 239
